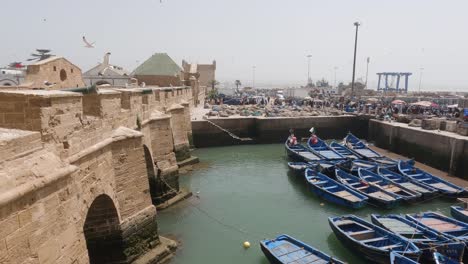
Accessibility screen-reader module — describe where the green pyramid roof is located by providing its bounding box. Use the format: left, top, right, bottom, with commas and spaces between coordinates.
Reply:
133, 53, 182, 76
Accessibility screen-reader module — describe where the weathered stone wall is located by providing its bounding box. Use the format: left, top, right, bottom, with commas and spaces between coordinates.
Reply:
192, 115, 370, 147
25, 57, 85, 89
134, 75, 182, 87
368, 119, 468, 178
0, 84, 198, 264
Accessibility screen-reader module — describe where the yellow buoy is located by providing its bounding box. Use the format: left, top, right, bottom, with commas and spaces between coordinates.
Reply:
320, 203, 324, 206
243, 241, 251, 249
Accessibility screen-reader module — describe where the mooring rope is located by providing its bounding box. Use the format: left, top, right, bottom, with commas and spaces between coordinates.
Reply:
205, 118, 252, 141
157, 170, 269, 240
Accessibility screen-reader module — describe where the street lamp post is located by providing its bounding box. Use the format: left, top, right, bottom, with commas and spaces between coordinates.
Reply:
351, 22, 360, 97
252, 66, 256, 89
334, 66, 338, 88
307, 55, 312, 86
365, 57, 370, 88
418, 67, 424, 94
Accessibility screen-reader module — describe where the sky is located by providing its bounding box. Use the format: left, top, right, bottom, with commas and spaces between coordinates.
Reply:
1, 0, 468, 91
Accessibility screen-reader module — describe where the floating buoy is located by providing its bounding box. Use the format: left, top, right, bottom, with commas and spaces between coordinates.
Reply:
320, 203, 325, 206
243, 241, 251, 249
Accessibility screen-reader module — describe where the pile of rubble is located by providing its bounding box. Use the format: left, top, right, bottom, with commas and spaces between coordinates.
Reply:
204, 104, 344, 118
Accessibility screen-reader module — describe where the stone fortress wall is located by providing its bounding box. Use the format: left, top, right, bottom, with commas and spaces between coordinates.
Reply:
0, 83, 206, 263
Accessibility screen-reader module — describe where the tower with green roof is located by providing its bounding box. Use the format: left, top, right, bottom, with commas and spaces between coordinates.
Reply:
132, 53, 183, 87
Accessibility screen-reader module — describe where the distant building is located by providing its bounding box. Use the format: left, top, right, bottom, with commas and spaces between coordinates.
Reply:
24, 57, 85, 89
0, 68, 25, 86
182, 60, 216, 87
132, 53, 183, 87
83, 52, 131, 86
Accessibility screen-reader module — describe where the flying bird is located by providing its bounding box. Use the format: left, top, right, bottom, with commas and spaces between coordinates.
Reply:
82, 36, 95, 48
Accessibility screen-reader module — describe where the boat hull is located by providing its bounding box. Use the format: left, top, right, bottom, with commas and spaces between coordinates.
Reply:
451, 206, 468, 223
329, 219, 419, 264
306, 183, 366, 209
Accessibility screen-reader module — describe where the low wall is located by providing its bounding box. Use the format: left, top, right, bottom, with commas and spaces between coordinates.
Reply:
192, 115, 370, 147
369, 120, 468, 178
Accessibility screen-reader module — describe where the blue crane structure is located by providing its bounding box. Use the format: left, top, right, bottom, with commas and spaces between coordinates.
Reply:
376, 72, 412, 93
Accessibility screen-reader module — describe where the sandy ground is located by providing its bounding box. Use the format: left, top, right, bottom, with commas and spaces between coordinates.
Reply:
369, 144, 468, 188
190, 105, 209, 121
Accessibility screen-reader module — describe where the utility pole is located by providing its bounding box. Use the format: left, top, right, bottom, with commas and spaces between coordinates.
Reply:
334, 66, 338, 88
252, 66, 256, 89
365, 57, 370, 88
307, 55, 312, 86
351, 22, 360, 97
418, 67, 424, 95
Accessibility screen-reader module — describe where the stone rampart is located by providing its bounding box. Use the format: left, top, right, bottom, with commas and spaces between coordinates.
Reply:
0, 84, 200, 264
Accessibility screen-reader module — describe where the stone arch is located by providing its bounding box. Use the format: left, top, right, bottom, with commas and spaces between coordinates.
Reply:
143, 145, 160, 205
83, 194, 125, 264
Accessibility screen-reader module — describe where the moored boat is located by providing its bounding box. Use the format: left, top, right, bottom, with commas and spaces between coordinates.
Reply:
406, 211, 468, 241
287, 162, 315, 175
330, 141, 362, 159
398, 161, 466, 198
390, 252, 418, 264
358, 169, 421, 202
451, 205, 468, 223
378, 167, 438, 199
335, 169, 401, 209
307, 136, 345, 160
343, 132, 382, 159
285, 141, 322, 162
305, 168, 368, 209
433, 252, 461, 264
328, 215, 421, 264
337, 159, 378, 175
372, 214, 465, 263
260, 234, 344, 264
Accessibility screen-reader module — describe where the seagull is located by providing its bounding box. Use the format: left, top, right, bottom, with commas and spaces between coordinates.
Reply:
82, 36, 95, 48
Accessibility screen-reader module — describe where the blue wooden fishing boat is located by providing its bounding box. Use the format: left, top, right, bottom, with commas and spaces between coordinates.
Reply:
307, 136, 345, 160
378, 167, 438, 199
335, 169, 401, 209
433, 252, 461, 264
329, 141, 362, 159
328, 215, 421, 264
451, 205, 468, 223
305, 168, 368, 209
260, 234, 344, 264
398, 161, 466, 198
285, 141, 322, 162
343, 132, 382, 159
287, 162, 315, 175
406, 212, 468, 241
371, 156, 398, 167
390, 252, 418, 264
337, 159, 378, 175
358, 169, 421, 202
372, 214, 465, 263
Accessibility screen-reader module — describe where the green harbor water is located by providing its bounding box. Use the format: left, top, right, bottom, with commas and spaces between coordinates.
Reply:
158, 144, 454, 264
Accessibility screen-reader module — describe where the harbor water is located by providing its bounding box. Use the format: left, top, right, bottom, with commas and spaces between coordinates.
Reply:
158, 144, 455, 264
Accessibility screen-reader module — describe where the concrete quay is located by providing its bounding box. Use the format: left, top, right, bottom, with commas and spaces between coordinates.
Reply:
369, 119, 468, 178
192, 115, 370, 147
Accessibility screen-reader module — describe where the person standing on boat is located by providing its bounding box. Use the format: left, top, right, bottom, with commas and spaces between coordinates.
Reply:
288, 129, 297, 146
309, 127, 318, 145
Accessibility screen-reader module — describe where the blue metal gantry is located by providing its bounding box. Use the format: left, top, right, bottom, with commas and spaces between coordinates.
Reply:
376, 72, 412, 93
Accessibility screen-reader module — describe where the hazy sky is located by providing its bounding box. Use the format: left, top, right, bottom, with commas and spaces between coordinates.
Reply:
1, 0, 467, 91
